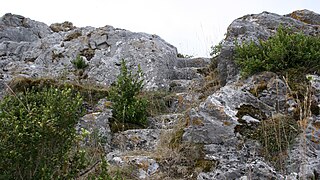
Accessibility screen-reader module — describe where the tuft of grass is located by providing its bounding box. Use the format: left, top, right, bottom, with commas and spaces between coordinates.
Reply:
253, 114, 300, 171
249, 80, 268, 97
235, 103, 301, 171
193, 58, 221, 100
143, 91, 176, 117
151, 117, 216, 179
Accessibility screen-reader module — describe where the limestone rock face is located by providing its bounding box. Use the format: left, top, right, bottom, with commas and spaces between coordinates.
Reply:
180, 71, 320, 179
0, 13, 178, 90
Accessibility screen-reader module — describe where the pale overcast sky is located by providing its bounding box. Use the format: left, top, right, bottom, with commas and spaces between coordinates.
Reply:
1, 0, 320, 57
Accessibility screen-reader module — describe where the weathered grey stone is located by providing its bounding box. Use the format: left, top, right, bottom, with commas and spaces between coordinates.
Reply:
285, 73, 320, 180
287, 127, 320, 179
0, 14, 179, 90
107, 152, 159, 179
112, 129, 161, 151
0, 13, 52, 42
78, 111, 112, 152
242, 72, 288, 113
148, 113, 184, 129
169, 67, 202, 80
197, 141, 284, 180
1, 10, 320, 179
182, 70, 306, 179
169, 79, 194, 92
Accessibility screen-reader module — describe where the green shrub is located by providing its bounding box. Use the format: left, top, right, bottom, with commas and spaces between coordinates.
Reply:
72, 55, 89, 69
0, 87, 86, 179
108, 59, 148, 126
234, 26, 320, 77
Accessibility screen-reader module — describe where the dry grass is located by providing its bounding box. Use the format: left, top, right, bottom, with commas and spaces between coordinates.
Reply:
7, 76, 109, 107
148, 117, 216, 180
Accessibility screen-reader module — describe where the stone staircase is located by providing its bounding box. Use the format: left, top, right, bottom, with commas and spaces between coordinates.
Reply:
106, 57, 211, 179
168, 57, 211, 93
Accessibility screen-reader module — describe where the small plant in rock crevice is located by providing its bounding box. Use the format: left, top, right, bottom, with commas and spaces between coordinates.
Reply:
108, 59, 148, 127
72, 55, 89, 70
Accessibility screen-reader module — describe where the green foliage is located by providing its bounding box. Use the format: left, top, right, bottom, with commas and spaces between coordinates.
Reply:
210, 40, 223, 57
235, 26, 320, 77
108, 59, 148, 126
72, 55, 89, 70
0, 87, 85, 179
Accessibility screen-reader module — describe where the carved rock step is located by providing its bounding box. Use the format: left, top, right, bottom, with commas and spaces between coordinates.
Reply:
148, 113, 184, 129
111, 129, 161, 151
175, 57, 211, 68
169, 67, 203, 80
169, 79, 194, 92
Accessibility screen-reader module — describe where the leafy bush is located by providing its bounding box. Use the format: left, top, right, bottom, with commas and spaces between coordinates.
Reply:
108, 59, 148, 126
234, 26, 320, 77
0, 87, 86, 179
72, 55, 89, 69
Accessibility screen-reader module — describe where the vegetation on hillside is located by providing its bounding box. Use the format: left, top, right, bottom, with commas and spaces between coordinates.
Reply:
0, 83, 120, 179
0, 87, 85, 179
232, 26, 320, 171
234, 26, 320, 77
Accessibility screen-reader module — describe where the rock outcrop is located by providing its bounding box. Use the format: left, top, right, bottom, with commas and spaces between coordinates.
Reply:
185, 9, 320, 179
0, 9, 320, 180
0, 13, 178, 91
